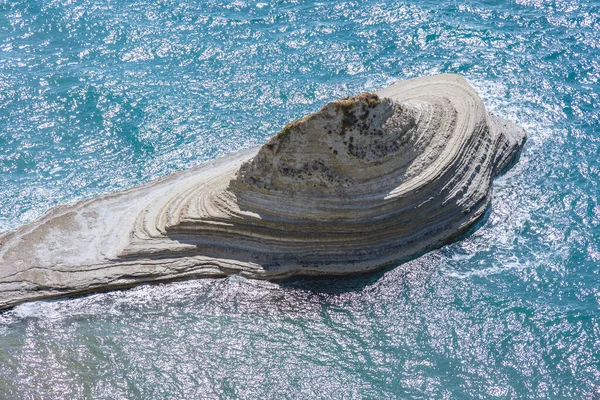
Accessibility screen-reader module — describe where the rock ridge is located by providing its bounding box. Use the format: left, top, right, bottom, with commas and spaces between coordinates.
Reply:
0, 74, 526, 310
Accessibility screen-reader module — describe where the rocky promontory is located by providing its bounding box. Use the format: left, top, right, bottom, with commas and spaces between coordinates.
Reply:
0, 74, 526, 310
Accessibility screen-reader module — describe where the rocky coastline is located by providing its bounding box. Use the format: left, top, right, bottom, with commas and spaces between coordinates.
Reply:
0, 74, 526, 310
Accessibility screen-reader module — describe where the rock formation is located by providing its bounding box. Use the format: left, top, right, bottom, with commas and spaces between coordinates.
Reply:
0, 74, 526, 310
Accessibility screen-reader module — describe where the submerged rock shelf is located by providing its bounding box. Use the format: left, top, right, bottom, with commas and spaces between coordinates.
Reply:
0, 74, 526, 310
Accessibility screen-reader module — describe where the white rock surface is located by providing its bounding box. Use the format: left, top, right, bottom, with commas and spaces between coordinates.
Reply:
0, 74, 526, 309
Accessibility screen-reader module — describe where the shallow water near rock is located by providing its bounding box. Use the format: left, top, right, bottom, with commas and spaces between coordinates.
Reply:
0, 0, 599, 398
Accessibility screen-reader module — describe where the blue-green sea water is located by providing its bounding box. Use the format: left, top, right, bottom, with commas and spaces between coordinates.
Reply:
1, 0, 599, 398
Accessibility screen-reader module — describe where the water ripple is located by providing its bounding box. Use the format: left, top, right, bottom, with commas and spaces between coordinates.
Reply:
1, 0, 599, 398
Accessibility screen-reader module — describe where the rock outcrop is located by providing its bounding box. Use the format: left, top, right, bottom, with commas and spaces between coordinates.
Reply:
0, 74, 526, 310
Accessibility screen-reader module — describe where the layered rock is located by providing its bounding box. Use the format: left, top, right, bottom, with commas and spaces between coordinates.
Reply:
0, 74, 526, 310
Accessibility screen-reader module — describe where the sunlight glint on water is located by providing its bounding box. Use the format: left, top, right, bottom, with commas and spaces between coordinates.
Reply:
0, 0, 599, 398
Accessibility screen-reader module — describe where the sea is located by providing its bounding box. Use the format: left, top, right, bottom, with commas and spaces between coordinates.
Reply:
0, 0, 599, 398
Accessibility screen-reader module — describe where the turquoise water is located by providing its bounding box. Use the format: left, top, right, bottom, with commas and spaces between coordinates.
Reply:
0, 0, 599, 398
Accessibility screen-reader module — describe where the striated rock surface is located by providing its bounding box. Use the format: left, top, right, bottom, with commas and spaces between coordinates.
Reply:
0, 74, 526, 310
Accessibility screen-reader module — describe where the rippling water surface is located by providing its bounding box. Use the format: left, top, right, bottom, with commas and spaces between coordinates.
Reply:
1, 0, 599, 398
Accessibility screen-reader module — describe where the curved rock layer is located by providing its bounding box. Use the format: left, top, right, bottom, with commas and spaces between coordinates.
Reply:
0, 74, 526, 309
